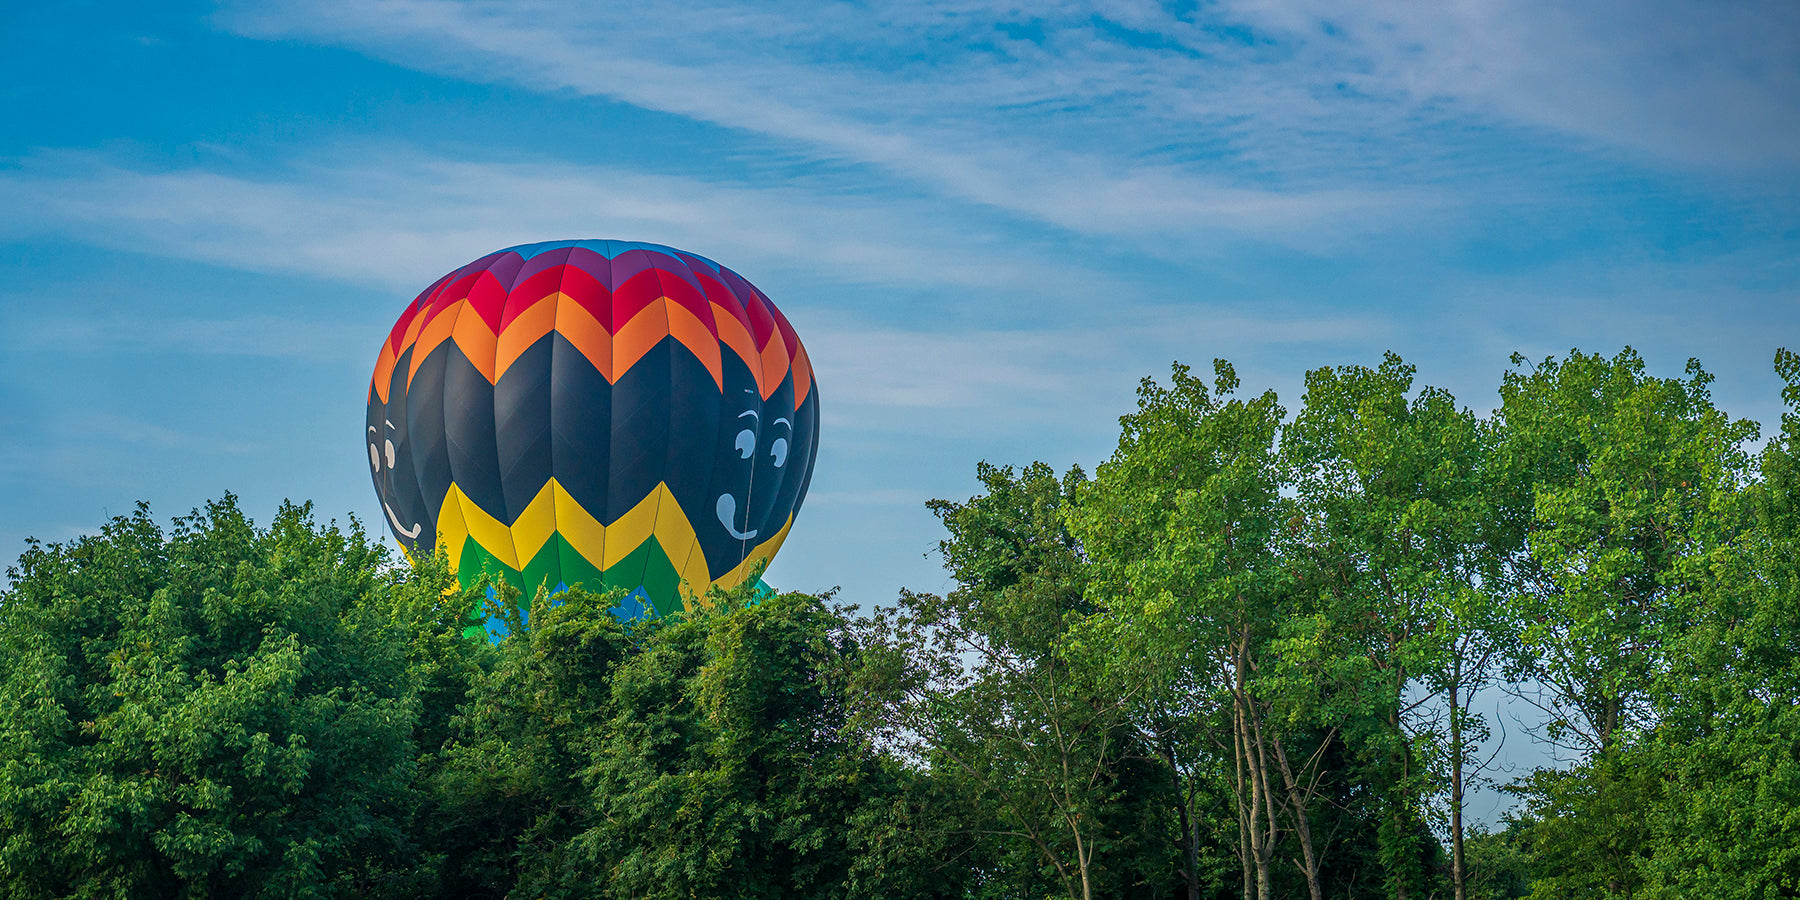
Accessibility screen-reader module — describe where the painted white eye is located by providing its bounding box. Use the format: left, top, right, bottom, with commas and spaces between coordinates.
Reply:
735, 428, 755, 459
770, 437, 788, 468
369, 443, 381, 472
384, 439, 397, 469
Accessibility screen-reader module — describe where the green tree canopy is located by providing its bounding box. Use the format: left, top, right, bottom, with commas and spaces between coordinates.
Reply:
0, 496, 464, 898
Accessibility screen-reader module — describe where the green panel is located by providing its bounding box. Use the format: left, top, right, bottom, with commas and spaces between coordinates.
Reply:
457, 539, 525, 597
558, 533, 603, 594
555, 536, 607, 593
517, 535, 562, 598
599, 536, 684, 616
455, 532, 687, 626
641, 538, 683, 614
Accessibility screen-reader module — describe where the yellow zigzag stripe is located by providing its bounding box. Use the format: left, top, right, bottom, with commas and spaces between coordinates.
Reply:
432, 480, 707, 595
428, 479, 794, 602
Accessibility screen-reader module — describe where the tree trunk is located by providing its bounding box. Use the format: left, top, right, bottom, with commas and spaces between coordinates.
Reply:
1451, 680, 1467, 900
1248, 698, 1278, 900
1392, 661, 1412, 900
1161, 737, 1203, 900
1074, 826, 1094, 900
1235, 729, 1253, 900
1233, 648, 1274, 900
1273, 733, 1325, 900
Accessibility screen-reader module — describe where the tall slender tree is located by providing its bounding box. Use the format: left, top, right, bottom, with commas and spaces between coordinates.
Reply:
1072, 361, 1305, 900
862, 461, 1161, 900
1280, 352, 1501, 900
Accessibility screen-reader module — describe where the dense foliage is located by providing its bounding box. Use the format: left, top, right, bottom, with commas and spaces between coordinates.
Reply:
2, 346, 1795, 899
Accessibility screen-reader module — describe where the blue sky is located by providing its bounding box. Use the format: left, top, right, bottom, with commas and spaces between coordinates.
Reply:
6, 0, 1798, 593
3, 0, 1798, 807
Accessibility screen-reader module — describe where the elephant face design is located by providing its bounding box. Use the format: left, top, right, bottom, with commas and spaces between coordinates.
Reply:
366, 357, 431, 560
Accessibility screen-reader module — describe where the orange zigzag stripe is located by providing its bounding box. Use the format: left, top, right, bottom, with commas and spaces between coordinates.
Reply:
372, 292, 815, 406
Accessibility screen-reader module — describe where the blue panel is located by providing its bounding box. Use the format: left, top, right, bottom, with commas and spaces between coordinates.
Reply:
608, 586, 655, 623
506, 239, 722, 270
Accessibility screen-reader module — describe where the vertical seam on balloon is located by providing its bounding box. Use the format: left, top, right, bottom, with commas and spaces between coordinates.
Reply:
406, 286, 446, 568
674, 517, 702, 610
737, 272, 762, 571
766, 351, 806, 556
679, 281, 724, 609
443, 266, 498, 583
551, 249, 579, 593
648, 253, 677, 609
511, 248, 562, 592
765, 370, 799, 558
802, 392, 820, 514
494, 256, 527, 594
604, 246, 645, 580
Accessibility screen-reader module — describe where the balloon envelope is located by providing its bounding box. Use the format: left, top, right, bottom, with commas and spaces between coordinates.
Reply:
366, 240, 818, 621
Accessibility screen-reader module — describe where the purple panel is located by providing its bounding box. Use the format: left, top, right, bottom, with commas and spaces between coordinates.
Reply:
564, 246, 615, 289
483, 249, 528, 292
515, 245, 575, 285
645, 251, 705, 294
608, 247, 656, 286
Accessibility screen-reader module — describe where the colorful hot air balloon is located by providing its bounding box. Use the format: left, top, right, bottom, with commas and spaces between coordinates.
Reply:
366, 240, 818, 621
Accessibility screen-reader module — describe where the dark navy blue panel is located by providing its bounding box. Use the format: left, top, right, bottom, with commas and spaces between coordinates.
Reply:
367, 374, 430, 559
660, 337, 726, 546
794, 385, 820, 518
744, 370, 796, 540
440, 344, 506, 522
548, 331, 612, 519
607, 337, 672, 523
769, 380, 819, 529
404, 344, 454, 540
494, 333, 555, 521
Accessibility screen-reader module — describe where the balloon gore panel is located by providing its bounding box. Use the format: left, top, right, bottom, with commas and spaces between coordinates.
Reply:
366, 240, 818, 629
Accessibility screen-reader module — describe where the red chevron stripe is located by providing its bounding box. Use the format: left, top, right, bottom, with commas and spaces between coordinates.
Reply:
555, 263, 611, 330
420, 270, 481, 332
501, 263, 570, 332
770, 297, 800, 360
656, 271, 718, 338
695, 267, 745, 327
743, 282, 778, 350
465, 268, 509, 334
374, 245, 811, 403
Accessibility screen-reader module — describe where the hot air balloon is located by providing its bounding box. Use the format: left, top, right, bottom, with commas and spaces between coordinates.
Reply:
365, 240, 818, 622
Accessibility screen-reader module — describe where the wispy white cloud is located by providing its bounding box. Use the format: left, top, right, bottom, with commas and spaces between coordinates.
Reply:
215, 0, 1466, 246
18, 314, 371, 361
1214, 0, 1800, 171
216, 0, 1798, 249
0, 146, 1097, 296
804, 305, 1393, 444
0, 143, 1402, 439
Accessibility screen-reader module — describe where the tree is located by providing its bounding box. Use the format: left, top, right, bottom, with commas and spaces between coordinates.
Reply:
584, 587, 956, 900
1495, 348, 1756, 754
1626, 349, 1800, 899
0, 496, 451, 898
1281, 352, 1505, 900
421, 581, 628, 898
1494, 349, 1762, 899
1071, 362, 1311, 900
427, 578, 959, 900
863, 461, 1172, 900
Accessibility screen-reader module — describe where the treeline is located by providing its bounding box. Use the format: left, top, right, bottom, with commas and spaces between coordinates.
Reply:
2, 347, 1797, 899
